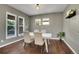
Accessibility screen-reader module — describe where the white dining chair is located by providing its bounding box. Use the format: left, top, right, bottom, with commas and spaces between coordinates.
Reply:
41, 29, 46, 33
34, 29, 39, 32
34, 32, 45, 53
23, 32, 34, 47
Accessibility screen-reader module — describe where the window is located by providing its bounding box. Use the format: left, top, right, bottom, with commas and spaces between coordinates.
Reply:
35, 18, 50, 26
35, 19, 42, 26
6, 12, 17, 39
18, 16, 25, 36
42, 18, 50, 25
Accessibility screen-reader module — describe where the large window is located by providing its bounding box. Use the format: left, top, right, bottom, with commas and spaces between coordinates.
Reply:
6, 12, 17, 39
35, 19, 42, 26
42, 18, 50, 25
35, 18, 50, 26
18, 16, 25, 36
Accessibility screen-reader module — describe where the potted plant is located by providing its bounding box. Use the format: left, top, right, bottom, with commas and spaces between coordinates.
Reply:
57, 32, 65, 41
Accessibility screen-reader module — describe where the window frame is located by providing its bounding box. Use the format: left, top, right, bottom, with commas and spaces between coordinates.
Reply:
42, 18, 50, 25
6, 12, 17, 39
35, 19, 42, 26
35, 18, 50, 26
18, 16, 25, 36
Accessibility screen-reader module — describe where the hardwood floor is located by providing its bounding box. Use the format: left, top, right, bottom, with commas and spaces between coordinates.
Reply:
0, 40, 73, 54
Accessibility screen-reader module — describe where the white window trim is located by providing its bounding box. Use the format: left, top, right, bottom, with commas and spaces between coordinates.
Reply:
35, 19, 42, 25
6, 12, 17, 39
42, 18, 50, 25
42, 18, 49, 21
18, 16, 25, 36
42, 21, 50, 25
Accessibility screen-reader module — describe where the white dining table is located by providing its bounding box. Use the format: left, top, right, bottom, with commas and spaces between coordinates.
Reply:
29, 32, 52, 53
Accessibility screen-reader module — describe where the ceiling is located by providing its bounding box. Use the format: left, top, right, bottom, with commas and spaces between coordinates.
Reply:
8, 4, 68, 16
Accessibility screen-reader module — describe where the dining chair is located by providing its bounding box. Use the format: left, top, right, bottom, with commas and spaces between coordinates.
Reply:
34, 29, 39, 32
23, 32, 34, 47
34, 32, 45, 53
41, 29, 46, 33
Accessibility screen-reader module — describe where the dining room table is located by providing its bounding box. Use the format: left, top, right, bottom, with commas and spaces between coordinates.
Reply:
29, 32, 52, 53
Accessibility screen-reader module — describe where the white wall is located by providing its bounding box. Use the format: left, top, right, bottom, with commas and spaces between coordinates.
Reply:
30, 13, 63, 38
0, 4, 29, 46
63, 4, 79, 53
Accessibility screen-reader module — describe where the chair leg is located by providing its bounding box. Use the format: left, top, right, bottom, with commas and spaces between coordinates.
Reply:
48, 39, 50, 45
44, 39, 49, 53
35, 44, 45, 53
41, 47, 43, 53
40, 44, 45, 53
23, 42, 30, 48
23, 42, 27, 48
23, 42, 25, 46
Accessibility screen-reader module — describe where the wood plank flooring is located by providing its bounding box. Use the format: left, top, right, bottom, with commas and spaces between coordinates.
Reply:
0, 40, 73, 54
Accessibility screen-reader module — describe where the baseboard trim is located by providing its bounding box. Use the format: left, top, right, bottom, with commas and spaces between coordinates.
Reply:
62, 39, 77, 54
0, 38, 24, 48
51, 38, 59, 40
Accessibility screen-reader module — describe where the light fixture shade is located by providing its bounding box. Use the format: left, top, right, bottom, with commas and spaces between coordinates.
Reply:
35, 4, 40, 10
36, 6, 40, 10
65, 9, 76, 19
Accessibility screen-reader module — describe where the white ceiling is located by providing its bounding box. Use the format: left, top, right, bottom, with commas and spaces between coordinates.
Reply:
8, 4, 68, 16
